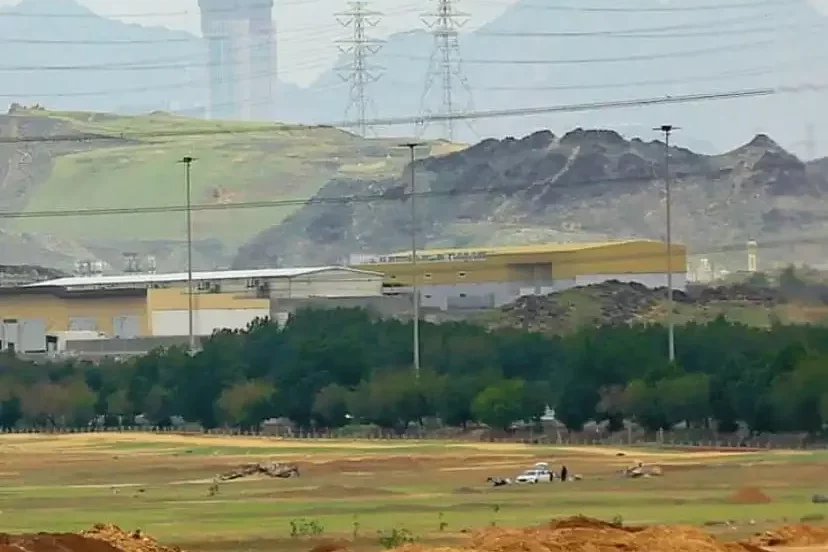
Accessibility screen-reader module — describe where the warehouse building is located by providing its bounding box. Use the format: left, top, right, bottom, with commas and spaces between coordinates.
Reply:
0, 266, 384, 353
352, 240, 687, 310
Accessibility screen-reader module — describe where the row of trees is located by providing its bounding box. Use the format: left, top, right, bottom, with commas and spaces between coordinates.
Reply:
1, 308, 827, 434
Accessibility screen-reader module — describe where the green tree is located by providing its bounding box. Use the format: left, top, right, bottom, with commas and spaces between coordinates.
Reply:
217, 380, 276, 430
771, 355, 828, 432
622, 379, 667, 431
312, 384, 352, 428
472, 379, 528, 431
349, 370, 429, 433
555, 379, 600, 432
656, 373, 711, 427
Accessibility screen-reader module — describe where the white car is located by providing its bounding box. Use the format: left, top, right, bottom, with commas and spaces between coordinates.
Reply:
515, 468, 553, 484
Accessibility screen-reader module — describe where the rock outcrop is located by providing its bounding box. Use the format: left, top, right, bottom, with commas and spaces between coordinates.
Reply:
235, 130, 828, 270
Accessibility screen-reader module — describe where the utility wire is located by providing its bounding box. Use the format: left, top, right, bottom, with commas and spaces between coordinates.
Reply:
388, 39, 778, 66
462, 56, 828, 92
479, 20, 825, 39
0, 84, 817, 144
0, 166, 814, 221
475, 10, 793, 38
474, 0, 792, 13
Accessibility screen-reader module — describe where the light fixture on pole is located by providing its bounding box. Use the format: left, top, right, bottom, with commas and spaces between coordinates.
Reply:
178, 156, 197, 353
653, 125, 679, 363
399, 142, 425, 378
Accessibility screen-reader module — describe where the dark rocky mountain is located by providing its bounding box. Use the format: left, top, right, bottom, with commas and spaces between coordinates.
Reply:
234, 129, 828, 271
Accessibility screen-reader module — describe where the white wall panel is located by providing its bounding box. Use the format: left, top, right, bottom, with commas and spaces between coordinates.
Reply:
151, 309, 270, 337
269, 271, 383, 299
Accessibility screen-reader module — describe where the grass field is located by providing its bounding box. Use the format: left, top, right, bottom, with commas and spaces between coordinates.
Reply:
0, 433, 826, 551
10, 110, 421, 246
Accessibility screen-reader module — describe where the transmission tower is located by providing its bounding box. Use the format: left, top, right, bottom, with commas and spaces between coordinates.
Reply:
419, 0, 474, 141
336, 1, 384, 137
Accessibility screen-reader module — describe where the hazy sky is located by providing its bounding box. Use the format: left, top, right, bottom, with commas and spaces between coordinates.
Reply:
1, 0, 826, 85
0, 0, 516, 84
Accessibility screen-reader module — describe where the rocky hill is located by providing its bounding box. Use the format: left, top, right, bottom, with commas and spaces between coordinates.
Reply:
235, 129, 828, 270
0, 108, 430, 272
477, 280, 828, 335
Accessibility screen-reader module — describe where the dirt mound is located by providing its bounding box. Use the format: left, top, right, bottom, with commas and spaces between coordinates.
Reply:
468, 523, 757, 552
729, 486, 772, 504
0, 534, 124, 552
545, 515, 633, 532
0, 525, 180, 552
748, 524, 828, 547
81, 525, 181, 552
393, 517, 772, 552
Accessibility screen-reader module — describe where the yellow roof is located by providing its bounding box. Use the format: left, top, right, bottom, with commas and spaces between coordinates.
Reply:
392, 239, 674, 257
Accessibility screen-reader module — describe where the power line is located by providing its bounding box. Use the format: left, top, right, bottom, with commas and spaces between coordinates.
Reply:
391, 39, 778, 66
464, 55, 828, 92
474, 10, 790, 38
419, 0, 474, 141
474, 0, 791, 13
0, 170, 782, 220
479, 20, 825, 40
0, 83, 824, 145
336, 1, 385, 138
0, 3, 274, 19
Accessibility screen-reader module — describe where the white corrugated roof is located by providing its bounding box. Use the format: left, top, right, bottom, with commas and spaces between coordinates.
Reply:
25, 266, 382, 289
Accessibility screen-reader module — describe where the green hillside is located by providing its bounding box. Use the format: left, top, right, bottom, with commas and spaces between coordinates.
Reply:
6, 109, 420, 256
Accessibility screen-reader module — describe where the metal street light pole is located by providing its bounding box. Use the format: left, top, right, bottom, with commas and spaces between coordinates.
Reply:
399, 142, 425, 378
653, 125, 679, 363
178, 156, 197, 353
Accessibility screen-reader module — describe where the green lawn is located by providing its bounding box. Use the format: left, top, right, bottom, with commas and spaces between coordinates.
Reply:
0, 433, 825, 551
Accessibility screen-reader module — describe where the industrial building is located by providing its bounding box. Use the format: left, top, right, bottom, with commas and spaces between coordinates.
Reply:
0, 267, 384, 354
198, 0, 275, 120
352, 240, 687, 310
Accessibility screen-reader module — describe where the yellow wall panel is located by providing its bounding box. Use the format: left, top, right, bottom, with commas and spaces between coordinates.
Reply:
355, 240, 687, 285
0, 292, 149, 335
147, 288, 269, 311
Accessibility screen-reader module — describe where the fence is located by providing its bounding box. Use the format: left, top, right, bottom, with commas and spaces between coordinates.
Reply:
1, 425, 825, 450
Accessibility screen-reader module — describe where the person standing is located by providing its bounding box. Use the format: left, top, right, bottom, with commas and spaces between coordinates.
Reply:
560, 465, 568, 482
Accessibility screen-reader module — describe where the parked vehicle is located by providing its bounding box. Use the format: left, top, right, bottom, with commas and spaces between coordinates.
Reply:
515, 462, 553, 483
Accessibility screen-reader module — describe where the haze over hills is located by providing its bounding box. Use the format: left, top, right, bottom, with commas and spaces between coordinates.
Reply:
1, 0, 826, 156
235, 129, 828, 271
1, 0, 827, 273
0, 0, 205, 114
0, 108, 427, 271
297, 0, 827, 154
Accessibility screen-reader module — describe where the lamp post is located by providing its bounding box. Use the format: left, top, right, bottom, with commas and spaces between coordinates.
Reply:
653, 125, 678, 363
399, 142, 425, 378
178, 156, 196, 353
